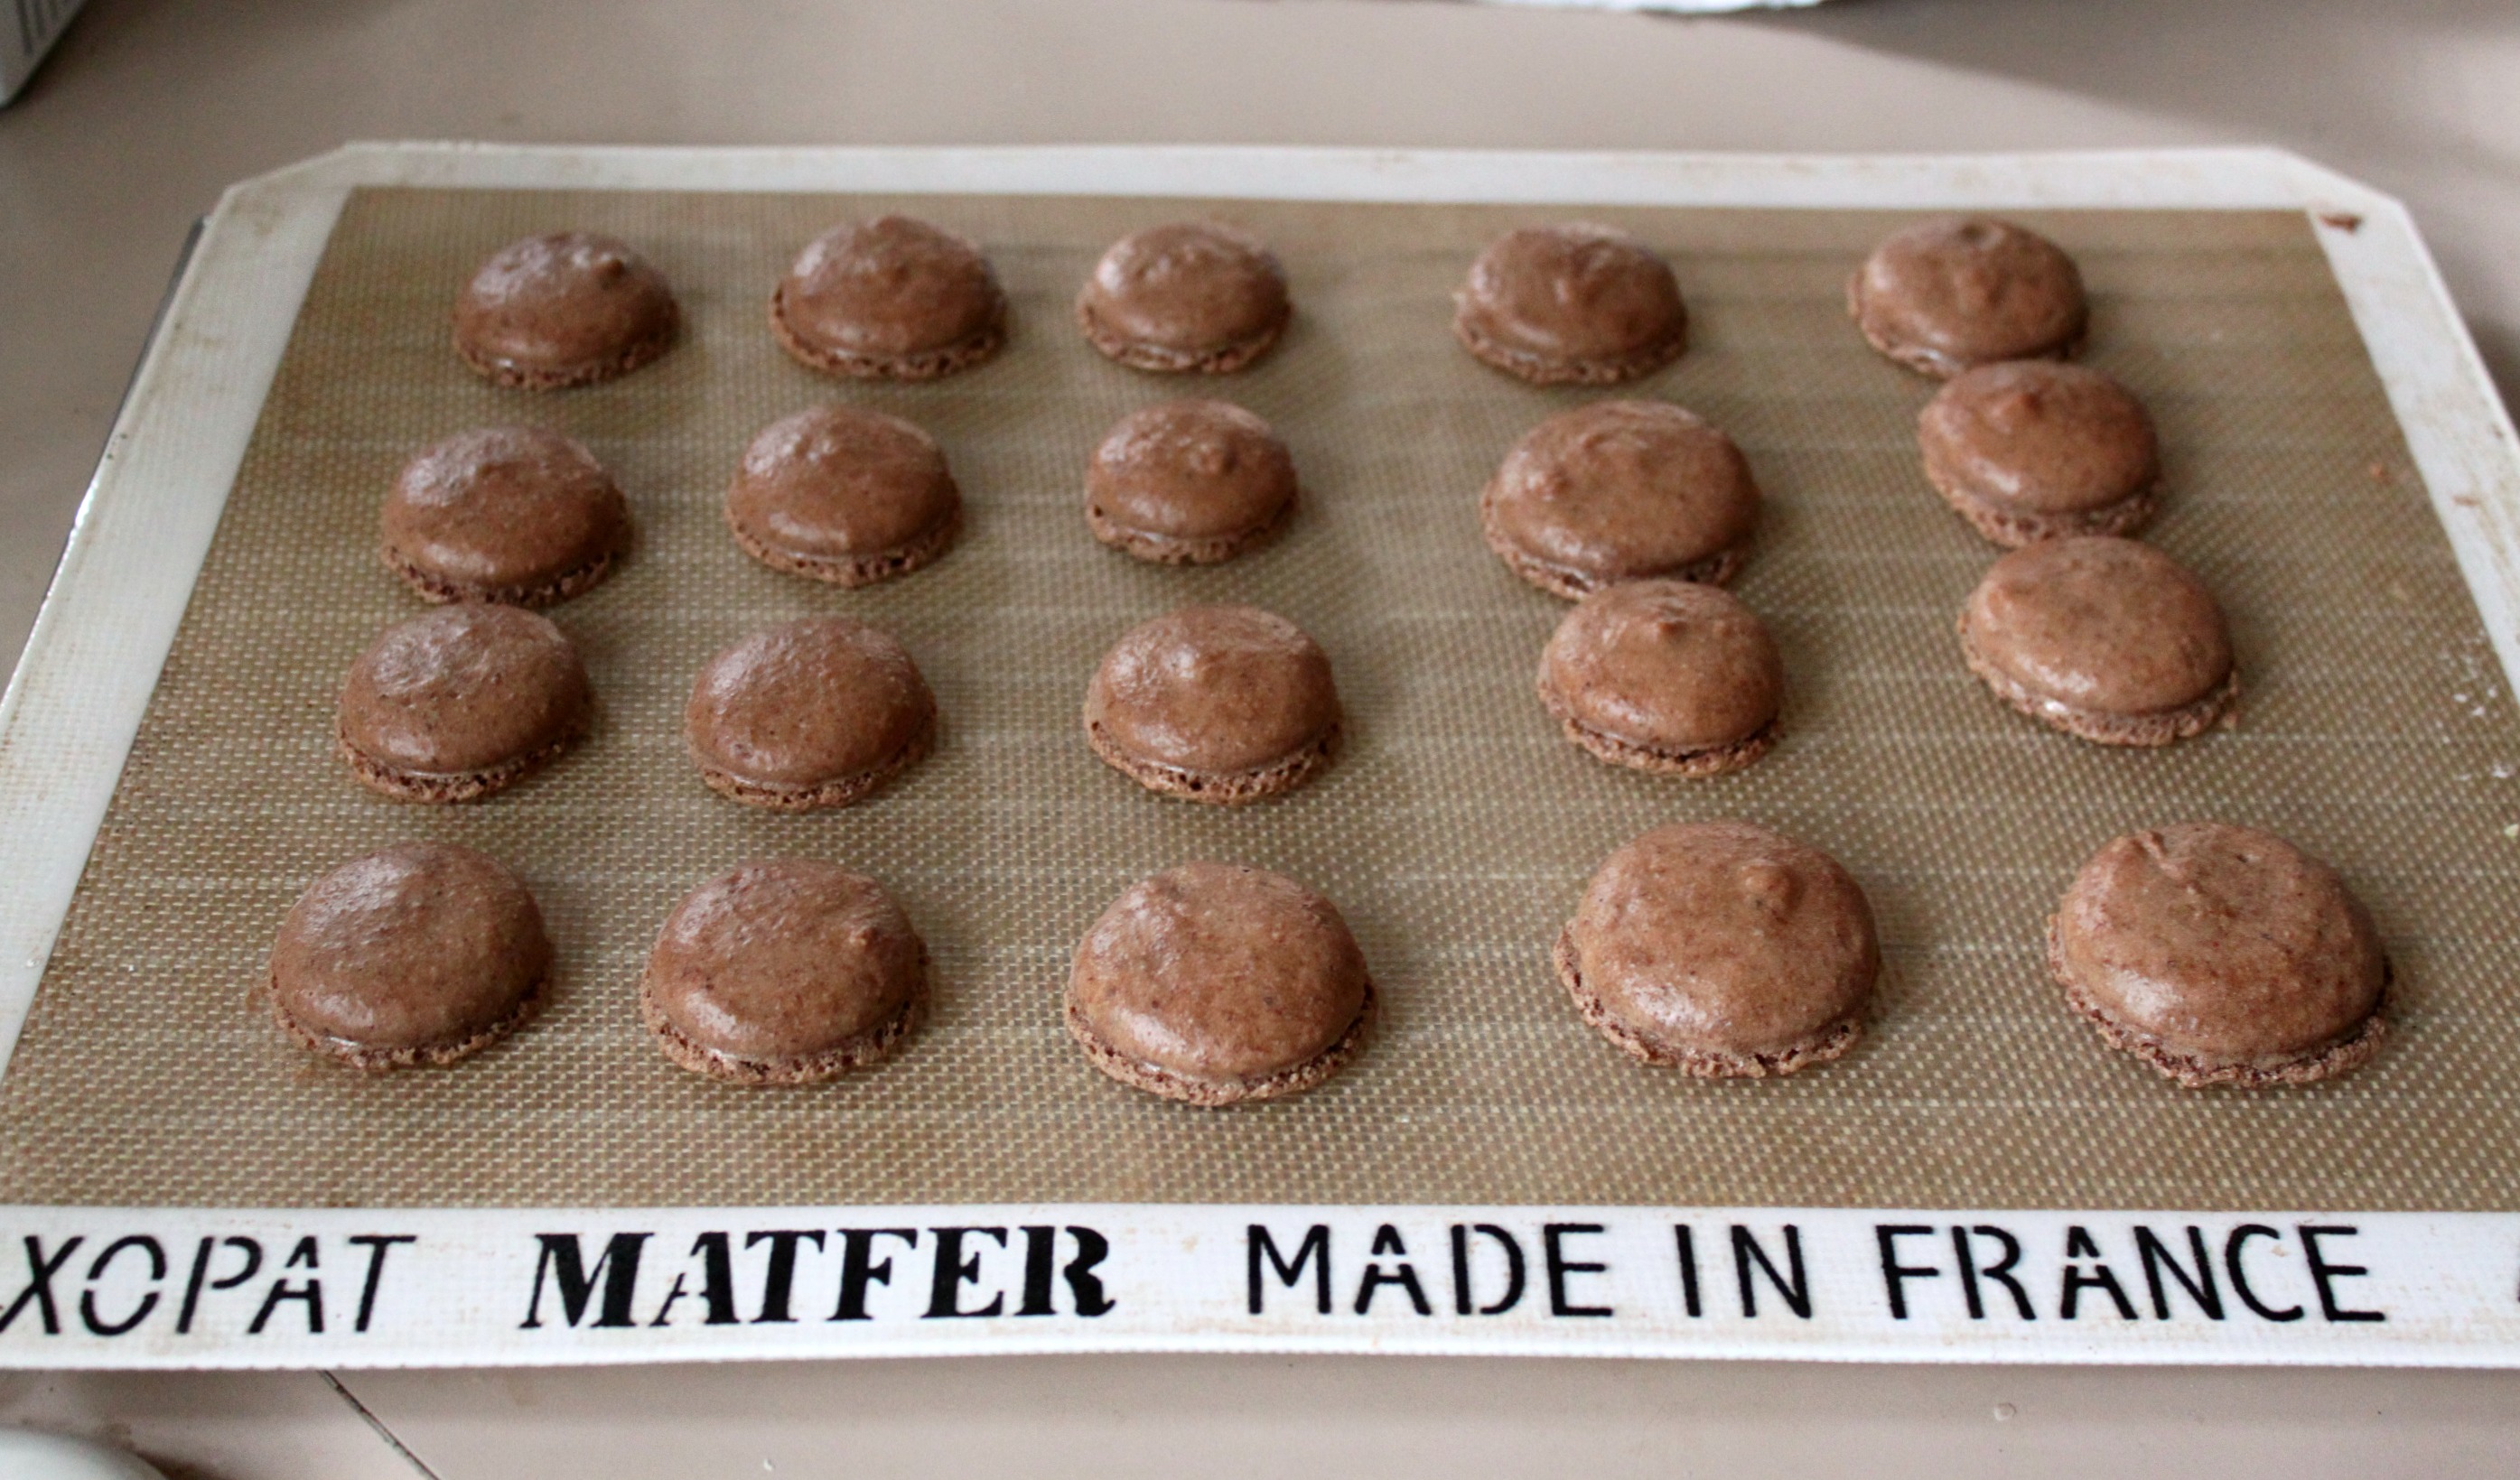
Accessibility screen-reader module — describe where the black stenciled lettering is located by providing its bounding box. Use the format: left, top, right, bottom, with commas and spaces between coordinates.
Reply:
746, 1231, 826, 1325
647, 1275, 694, 1327
830, 1229, 919, 1321
1730, 1225, 1812, 1320
1874, 1225, 1940, 1320
347, 1236, 414, 1335
2135, 1227, 2224, 1321
523, 1233, 651, 1330
1247, 1224, 1330, 1316
0, 1234, 83, 1336
925, 1227, 1008, 1318
1018, 1226, 1059, 1317
1450, 1224, 1526, 1317
2224, 1225, 2303, 1323
649, 1232, 738, 1327
1543, 1224, 1612, 1318
178, 1237, 260, 1335
176, 1238, 215, 1336
78, 1235, 166, 1337
1673, 1226, 1703, 1318
247, 1236, 323, 1335
2298, 1225, 2385, 1324
1951, 1227, 2034, 1322
2058, 1226, 2135, 1321
1353, 1225, 1432, 1317
1061, 1227, 1116, 1317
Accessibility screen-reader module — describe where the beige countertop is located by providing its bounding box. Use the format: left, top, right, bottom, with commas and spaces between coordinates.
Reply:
5, 1, 2519, 1475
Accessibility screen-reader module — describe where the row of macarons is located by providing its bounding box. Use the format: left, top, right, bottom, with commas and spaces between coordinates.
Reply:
344, 535, 2222, 823
268, 814, 2388, 1099
451, 211, 2083, 394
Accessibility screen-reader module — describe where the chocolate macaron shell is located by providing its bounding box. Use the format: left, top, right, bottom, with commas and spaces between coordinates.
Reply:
1557, 822, 1876, 1075
1537, 579, 1782, 777
1452, 224, 1688, 386
1918, 361, 2161, 546
770, 216, 1007, 381
1076, 222, 1292, 374
453, 232, 679, 389
1959, 535, 2235, 745
1481, 401, 1759, 597
685, 617, 937, 810
269, 841, 549, 1068
1065, 861, 1373, 1105
1085, 399, 1298, 564
725, 406, 962, 586
1084, 604, 1341, 804
382, 426, 631, 606
337, 604, 592, 804
640, 861, 927, 1084
1850, 217, 2086, 377
2049, 824, 2387, 1087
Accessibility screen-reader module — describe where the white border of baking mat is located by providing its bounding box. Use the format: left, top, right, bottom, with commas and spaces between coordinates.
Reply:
4, 145, 2516, 1370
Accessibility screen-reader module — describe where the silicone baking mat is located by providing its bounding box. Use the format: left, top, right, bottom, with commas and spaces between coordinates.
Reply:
2, 186, 2510, 1213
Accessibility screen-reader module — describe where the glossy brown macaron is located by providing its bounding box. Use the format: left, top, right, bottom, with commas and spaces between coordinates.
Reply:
1453, 223, 1688, 386
1537, 579, 1782, 777
1850, 216, 2086, 378
1086, 399, 1298, 564
381, 426, 631, 606
1066, 861, 1373, 1106
453, 231, 679, 389
1919, 360, 2161, 546
686, 617, 937, 811
1084, 604, 1340, 805
639, 860, 928, 1084
2049, 823, 2388, 1087
1556, 821, 1877, 1076
1959, 535, 2236, 746
1481, 400, 1759, 598
725, 406, 961, 586
1076, 221, 1291, 374
269, 841, 550, 1069
770, 216, 1007, 381
337, 604, 593, 804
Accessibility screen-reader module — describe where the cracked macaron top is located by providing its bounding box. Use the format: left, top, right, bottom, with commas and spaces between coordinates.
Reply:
1851, 216, 2086, 377
1560, 821, 1877, 1075
383, 426, 630, 605
726, 405, 961, 586
1066, 861, 1371, 1104
2050, 823, 2386, 1086
1077, 221, 1292, 373
641, 860, 927, 1082
1538, 579, 1782, 776
1453, 223, 1688, 385
1959, 535, 2233, 743
453, 232, 679, 388
1084, 604, 1339, 803
771, 215, 1006, 380
1086, 399, 1297, 563
1919, 360, 2160, 545
338, 604, 591, 803
686, 617, 936, 808
1482, 400, 1759, 596
270, 841, 550, 1068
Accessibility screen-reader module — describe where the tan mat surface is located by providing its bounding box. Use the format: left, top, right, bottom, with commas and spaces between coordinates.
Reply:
1, 188, 2513, 1210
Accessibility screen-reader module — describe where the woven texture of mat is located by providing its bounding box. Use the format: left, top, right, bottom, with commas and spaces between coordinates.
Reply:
2, 187, 2513, 1210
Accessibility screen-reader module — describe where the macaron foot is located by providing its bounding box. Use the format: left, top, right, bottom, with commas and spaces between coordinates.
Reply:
1085, 715, 1339, 805
2048, 917, 2388, 1087
1554, 928, 1860, 1077
1064, 981, 1374, 1107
